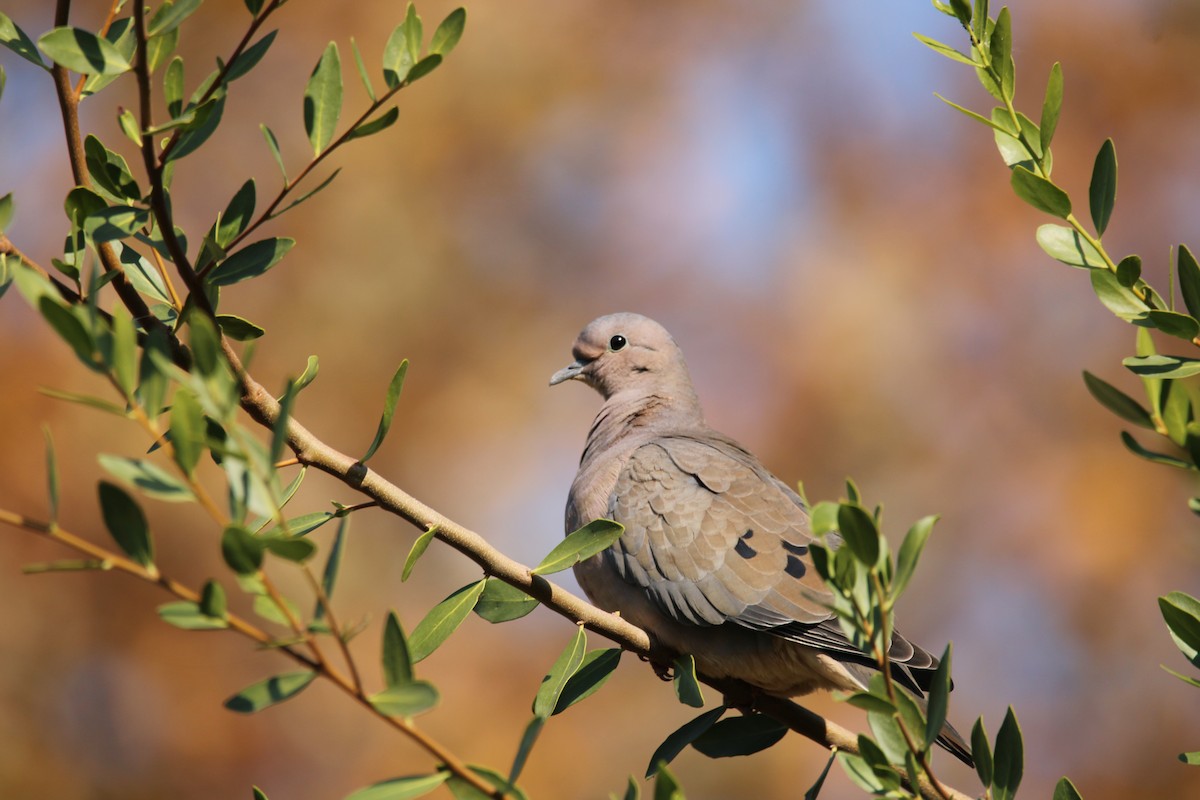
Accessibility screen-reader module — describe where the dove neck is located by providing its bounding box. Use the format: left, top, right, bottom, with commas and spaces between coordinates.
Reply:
585, 388, 704, 449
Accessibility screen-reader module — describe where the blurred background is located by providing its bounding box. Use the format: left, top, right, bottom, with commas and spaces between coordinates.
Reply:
3, 1, 1200, 798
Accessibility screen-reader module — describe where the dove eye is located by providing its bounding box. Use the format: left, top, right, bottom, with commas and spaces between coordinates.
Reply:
609, 335, 627, 352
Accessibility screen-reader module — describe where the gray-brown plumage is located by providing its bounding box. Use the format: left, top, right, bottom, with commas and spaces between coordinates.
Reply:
551, 312, 972, 766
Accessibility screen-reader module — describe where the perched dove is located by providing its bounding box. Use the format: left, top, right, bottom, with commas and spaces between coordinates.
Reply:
551, 312, 972, 766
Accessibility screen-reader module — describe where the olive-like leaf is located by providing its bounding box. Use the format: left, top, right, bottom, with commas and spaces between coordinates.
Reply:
690, 714, 789, 758
407, 579, 486, 663
1011, 167, 1071, 218
369, 681, 439, 717
224, 671, 316, 713
474, 577, 538, 623
645, 706, 726, 778
972, 717, 994, 788
304, 42, 342, 156
552, 648, 621, 715
343, 773, 450, 800
98, 481, 154, 566
894, 514, 936, 598
1052, 778, 1083, 800
98, 454, 196, 502
402, 525, 437, 582
158, 600, 228, 630
383, 611, 414, 687
38, 26, 131, 75
1159, 591, 1200, 666
836, 503, 879, 566
1082, 371, 1154, 429
531, 519, 624, 575
208, 237, 295, 286
992, 707, 1024, 800
532, 625, 587, 719
1089, 138, 1117, 237
925, 643, 952, 749
1039, 62, 1063, 152
672, 654, 705, 708
362, 360, 409, 463
429, 8, 466, 56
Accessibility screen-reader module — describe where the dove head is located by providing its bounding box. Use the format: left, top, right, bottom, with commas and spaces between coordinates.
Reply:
550, 313, 702, 410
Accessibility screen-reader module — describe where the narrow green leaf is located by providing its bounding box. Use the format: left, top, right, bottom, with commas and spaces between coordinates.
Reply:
166, 96, 225, 162
99, 454, 195, 502
158, 600, 229, 629
405, 54, 442, 83
148, 0, 202, 36
532, 518, 624, 575
313, 514, 349, 621
383, 20, 416, 87
402, 525, 437, 582
261, 124, 287, 182
224, 671, 316, 713
1177, 245, 1200, 319
349, 37, 375, 101
84, 205, 151, 244
225, 30, 276, 83
948, 0, 972, 24
836, 503, 879, 565
164, 56, 184, 116
369, 681, 439, 717
296, 355, 320, 391
989, 7, 1014, 98
1114, 254, 1142, 288
304, 42, 342, 155
1123, 355, 1200, 380
0, 192, 12, 234
39, 427, 60, 524
992, 707, 1024, 800
802, 750, 837, 800
215, 179, 256, 248
925, 643, 952, 749
383, 611, 414, 687
170, 388, 204, 476
217, 314, 265, 341
244, 0, 264, 14
39, 298, 94, 367
672, 654, 705, 708
533, 625, 587, 718
252, 787, 269, 800
252, 593, 301, 626
913, 33, 974, 65
894, 514, 936, 598
509, 717, 544, 785
430, 9, 467, 56
1148, 310, 1200, 341
271, 379, 297, 464
269, 168, 341, 218
0, 12, 46, 68
934, 93, 1008, 133
84, 135, 140, 202
972, 717, 993, 788
404, 4, 423, 64
1052, 777, 1083, 800
1180, 752, 1200, 766
118, 108, 141, 145
1082, 371, 1154, 429
691, 715, 789, 758
1011, 167, 1071, 218
1089, 139, 1117, 237
221, 524, 265, 574
645, 707, 726, 778
39, 26, 131, 75
617, 775, 640, 800
408, 579, 486, 662
841, 691, 895, 714
1120, 431, 1192, 470
361, 360, 408, 463
1159, 591, 1200, 665
474, 577, 538, 623
1039, 62, 1063, 152
263, 535, 316, 562
553, 648, 622, 715
1091, 269, 1149, 322
348, 108, 399, 141
651, 764, 684, 800
200, 580, 227, 619
343, 773, 450, 800
209, 237, 294, 286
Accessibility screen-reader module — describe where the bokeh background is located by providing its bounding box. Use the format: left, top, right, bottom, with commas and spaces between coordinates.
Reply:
3, 1, 1200, 798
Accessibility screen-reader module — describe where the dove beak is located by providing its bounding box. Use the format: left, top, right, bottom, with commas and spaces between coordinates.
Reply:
549, 360, 587, 386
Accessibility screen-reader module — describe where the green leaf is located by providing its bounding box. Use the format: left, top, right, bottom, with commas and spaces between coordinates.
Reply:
672, 654, 705, 708
841, 691, 895, 714
0, 192, 12, 234
39, 298, 94, 367
1123, 355, 1200, 380
99, 454, 196, 502
1011, 167, 1071, 218
1148, 310, 1200, 341
1040, 62, 1063, 152
200, 580, 227, 619
1159, 591, 1200, 665
148, 0, 202, 36
406, 55, 442, 83
224, 671, 316, 713
553, 648, 621, 715
164, 56, 184, 116
532, 518, 624, 575
972, 717, 993, 787
269, 168, 342, 218
170, 388, 205, 476
1089, 138, 1117, 237
838, 752, 886, 793
0, 12, 46, 68
38, 26, 131, 75
1178, 245, 1200, 320
271, 378, 297, 464
225, 30, 277, 83
509, 717, 544, 784
691, 715, 789, 758
166, 96, 225, 162
244, 0, 264, 13
925, 643, 952, 749
992, 707, 1024, 800
408, 579, 486, 662
383, 611, 415, 687
296, 355, 320, 391
836, 503, 879, 565
1120, 431, 1192, 470
118, 108, 141, 145
361, 360, 408, 462
252, 788, 268, 800
989, 7, 1014, 99
1091, 269, 1149, 322
252, 593, 301, 627
217, 314, 265, 341
1180, 751, 1200, 766
209, 237, 294, 286
893, 514, 936, 598
933, 94, 1008, 133
312, 513, 348, 623
992, 110, 1046, 168
369, 681, 439, 717
402, 525, 437, 582
261, 124, 287, 182
383, 19, 417, 87
474, 577, 538, 623
84, 205, 151, 244
145, 26, 178, 74
645, 707, 726, 777
109, 305, 138, 399
304, 42, 342, 156
617, 775, 640, 800
1052, 777, 1083, 800
533, 625, 587, 718
347, 108, 399, 141
948, 0, 972, 24
43, 426, 59, 522
84, 136, 140, 202
1082, 371, 1154, 429
221, 524, 265, 574
802, 751, 836, 800
158, 600, 229, 629
430, 9, 466, 56
263, 535, 316, 562
651, 764, 684, 800
116, 242, 172, 304
216, 179, 256, 248
913, 33, 974, 65
350, 37, 375, 101
1116, 254, 1142, 288
343, 773, 450, 800
97, 479, 153, 566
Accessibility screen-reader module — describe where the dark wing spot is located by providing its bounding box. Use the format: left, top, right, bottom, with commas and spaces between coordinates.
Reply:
782, 540, 808, 556
734, 529, 756, 559
784, 554, 806, 579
